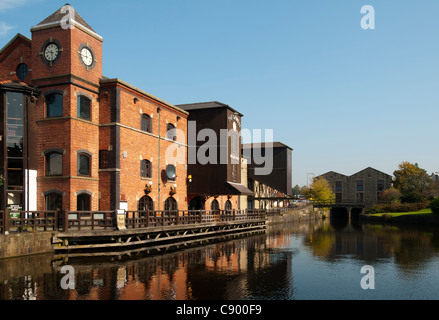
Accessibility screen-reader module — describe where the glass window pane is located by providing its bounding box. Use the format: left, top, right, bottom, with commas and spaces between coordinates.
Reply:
141, 114, 151, 132
78, 155, 90, 176
6, 92, 23, 125
7, 159, 23, 188
46, 94, 63, 118
16, 63, 29, 81
78, 96, 91, 121
77, 194, 91, 211
46, 193, 63, 211
47, 153, 63, 176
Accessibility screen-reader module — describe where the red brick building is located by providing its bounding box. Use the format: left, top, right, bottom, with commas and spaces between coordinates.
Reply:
0, 5, 188, 212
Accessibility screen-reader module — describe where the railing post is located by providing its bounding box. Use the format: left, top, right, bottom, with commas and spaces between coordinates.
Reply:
3, 209, 10, 235
55, 209, 60, 231
63, 210, 69, 232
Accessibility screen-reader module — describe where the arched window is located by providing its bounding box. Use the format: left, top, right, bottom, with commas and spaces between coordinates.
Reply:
77, 193, 91, 211
78, 153, 91, 176
77, 95, 91, 121
225, 200, 232, 212
46, 152, 63, 176
45, 192, 63, 211
164, 197, 178, 212
141, 114, 152, 133
138, 196, 154, 212
46, 93, 63, 118
211, 199, 220, 212
140, 159, 152, 179
166, 123, 177, 141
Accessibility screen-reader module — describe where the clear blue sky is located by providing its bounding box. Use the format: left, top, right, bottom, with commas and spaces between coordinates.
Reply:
1, 0, 439, 187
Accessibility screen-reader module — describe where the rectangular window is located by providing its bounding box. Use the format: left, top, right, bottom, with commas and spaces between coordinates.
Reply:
335, 181, 343, 192
377, 180, 385, 192
46, 94, 63, 118
46, 153, 63, 176
5, 92, 25, 211
78, 154, 91, 176
357, 180, 364, 192
78, 96, 91, 121
336, 193, 343, 203
141, 114, 152, 133
140, 160, 152, 179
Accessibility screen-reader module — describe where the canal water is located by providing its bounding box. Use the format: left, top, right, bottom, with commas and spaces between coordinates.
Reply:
1, 216, 439, 300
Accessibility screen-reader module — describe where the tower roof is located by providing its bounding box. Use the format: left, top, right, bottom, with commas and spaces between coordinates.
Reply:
31, 4, 102, 41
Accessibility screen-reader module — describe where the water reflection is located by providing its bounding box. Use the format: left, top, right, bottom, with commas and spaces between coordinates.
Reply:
2, 216, 439, 300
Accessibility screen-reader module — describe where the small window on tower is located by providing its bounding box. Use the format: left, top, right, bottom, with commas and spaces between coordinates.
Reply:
78, 96, 91, 121
46, 93, 63, 118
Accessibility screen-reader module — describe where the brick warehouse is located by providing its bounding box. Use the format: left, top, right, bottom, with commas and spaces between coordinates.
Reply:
0, 5, 189, 212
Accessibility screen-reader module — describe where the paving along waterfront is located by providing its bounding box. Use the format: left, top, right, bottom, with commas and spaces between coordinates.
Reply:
2, 214, 439, 300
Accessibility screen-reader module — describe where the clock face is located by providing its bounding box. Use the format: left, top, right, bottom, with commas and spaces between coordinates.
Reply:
80, 48, 93, 66
44, 43, 59, 62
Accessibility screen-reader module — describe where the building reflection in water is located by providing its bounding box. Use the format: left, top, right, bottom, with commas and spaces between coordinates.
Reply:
0, 231, 294, 300
2, 216, 439, 300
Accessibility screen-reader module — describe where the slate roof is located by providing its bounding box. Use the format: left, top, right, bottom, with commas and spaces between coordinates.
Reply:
32, 4, 96, 34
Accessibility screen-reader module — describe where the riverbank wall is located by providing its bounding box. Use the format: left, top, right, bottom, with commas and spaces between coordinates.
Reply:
267, 205, 327, 225
359, 213, 439, 226
0, 232, 54, 259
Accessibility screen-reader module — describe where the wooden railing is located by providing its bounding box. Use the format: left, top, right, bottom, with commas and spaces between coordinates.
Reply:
0, 210, 58, 234
1, 209, 267, 234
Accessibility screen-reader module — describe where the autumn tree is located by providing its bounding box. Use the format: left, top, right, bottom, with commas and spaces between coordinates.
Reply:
393, 162, 433, 203
302, 177, 335, 203
378, 187, 401, 204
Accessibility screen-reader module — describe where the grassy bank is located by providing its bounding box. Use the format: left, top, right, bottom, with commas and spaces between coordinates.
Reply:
370, 208, 432, 218
361, 208, 439, 226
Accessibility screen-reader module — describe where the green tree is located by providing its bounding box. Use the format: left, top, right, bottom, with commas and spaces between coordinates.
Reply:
302, 177, 335, 203
431, 197, 439, 215
291, 185, 302, 198
393, 162, 433, 203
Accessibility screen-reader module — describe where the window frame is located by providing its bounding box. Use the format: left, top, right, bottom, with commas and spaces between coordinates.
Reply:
46, 92, 63, 118
77, 95, 92, 121
77, 193, 91, 211
166, 123, 177, 141
77, 153, 91, 177
45, 152, 63, 177
140, 159, 152, 179
141, 114, 152, 133
164, 197, 178, 212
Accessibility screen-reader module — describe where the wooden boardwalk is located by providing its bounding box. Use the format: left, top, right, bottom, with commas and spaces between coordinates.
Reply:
1, 209, 268, 257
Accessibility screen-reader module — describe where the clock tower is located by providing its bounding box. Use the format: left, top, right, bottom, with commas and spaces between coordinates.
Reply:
30, 4, 103, 211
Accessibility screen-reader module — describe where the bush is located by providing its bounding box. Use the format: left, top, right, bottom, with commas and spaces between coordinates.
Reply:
431, 198, 439, 215
366, 201, 430, 214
